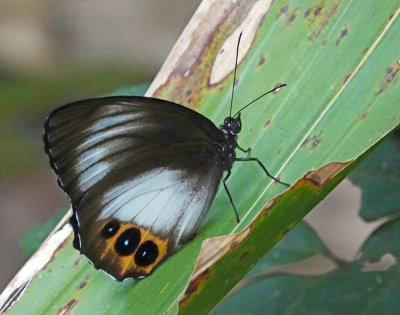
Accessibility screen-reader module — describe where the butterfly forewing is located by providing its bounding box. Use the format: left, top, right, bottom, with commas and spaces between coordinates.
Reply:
44, 96, 224, 279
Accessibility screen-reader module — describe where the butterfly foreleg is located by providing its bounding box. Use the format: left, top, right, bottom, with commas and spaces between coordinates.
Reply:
236, 143, 251, 153
235, 157, 290, 187
223, 170, 241, 223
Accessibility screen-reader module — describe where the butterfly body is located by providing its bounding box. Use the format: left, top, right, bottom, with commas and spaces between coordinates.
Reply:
44, 29, 290, 281
44, 96, 246, 280
217, 115, 242, 168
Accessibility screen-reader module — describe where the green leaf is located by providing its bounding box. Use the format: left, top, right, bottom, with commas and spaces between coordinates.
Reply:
244, 220, 329, 277
212, 220, 400, 315
349, 131, 400, 220
212, 130, 400, 314
20, 208, 69, 256
2, 1, 399, 314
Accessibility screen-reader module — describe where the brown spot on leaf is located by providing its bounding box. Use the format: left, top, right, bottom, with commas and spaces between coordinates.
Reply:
257, 55, 265, 66
77, 281, 87, 290
361, 46, 370, 57
283, 7, 301, 28
312, 138, 321, 149
179, 226, 255, 307
73, 256, 83, 268
179, 269, 211, 308
276, 224, 295, 242
264, 118, 271, 128
304, 9, 311, 18
179, 229, 252, 307
190, 228, 250, 281
302, 134, 323, 149
309, 0, 341, 41
388, 73, 396, 82
151, 2, 245, 107
76, 276, 89, 290
186, 89, 192, 96
301, 137, 310, 147
336, 26, 348, 45
260, 198, 276, 219
342, 73, 351, 85
359, 112, 368, 121
305, 162, 348, 187
277, 5, 289, 19
377, 59, 400, 94
239, 250, 251, 261
57, 299, 78, 315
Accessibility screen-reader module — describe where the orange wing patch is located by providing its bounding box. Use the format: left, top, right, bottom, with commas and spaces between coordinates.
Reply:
79, 219, 169, 280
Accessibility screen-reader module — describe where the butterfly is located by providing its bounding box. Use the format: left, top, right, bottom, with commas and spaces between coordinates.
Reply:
43, 33, 289, 280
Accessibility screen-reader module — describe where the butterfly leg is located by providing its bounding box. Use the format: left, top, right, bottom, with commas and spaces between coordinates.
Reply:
223, 170, 241, 223
235, 157, 290, 187
237, 144, 251, 153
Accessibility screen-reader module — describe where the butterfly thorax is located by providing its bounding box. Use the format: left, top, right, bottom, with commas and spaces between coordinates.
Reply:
217, 114, 242, 170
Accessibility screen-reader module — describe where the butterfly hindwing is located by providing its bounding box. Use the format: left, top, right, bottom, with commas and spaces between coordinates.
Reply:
44, 96, 224, 279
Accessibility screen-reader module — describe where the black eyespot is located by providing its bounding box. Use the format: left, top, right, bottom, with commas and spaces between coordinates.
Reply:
101, 220, 120, 238
135, 241, 159, 266
114, 228, 141, 256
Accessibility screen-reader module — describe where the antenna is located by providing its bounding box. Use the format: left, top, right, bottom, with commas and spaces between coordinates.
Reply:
233, 83, 287, 117
229, 32, 242, 117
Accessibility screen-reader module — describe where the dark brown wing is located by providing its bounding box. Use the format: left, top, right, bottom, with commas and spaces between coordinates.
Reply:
44, 96, 225, 279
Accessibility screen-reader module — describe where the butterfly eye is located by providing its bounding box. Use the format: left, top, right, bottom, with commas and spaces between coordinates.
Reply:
224, 117, 233, 127
231, 122, 241, 134
114, 228, 141, 256
135, 241, 159, 266
101, 220, 120, 238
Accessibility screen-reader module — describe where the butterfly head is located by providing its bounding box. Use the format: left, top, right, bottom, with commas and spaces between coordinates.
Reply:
221, 113, 242, 136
